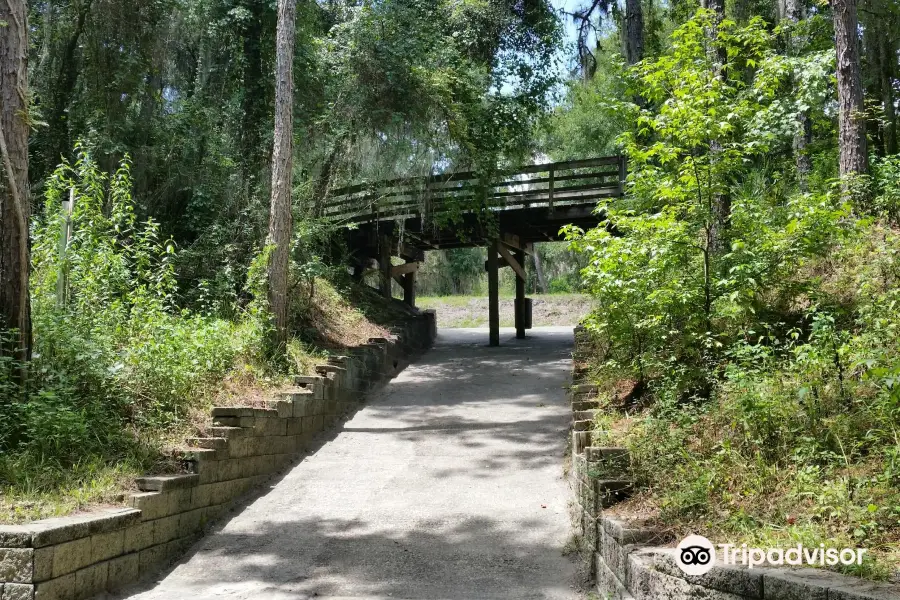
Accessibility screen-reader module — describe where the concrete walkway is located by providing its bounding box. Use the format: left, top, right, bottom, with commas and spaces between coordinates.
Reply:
117, 327, 579, 600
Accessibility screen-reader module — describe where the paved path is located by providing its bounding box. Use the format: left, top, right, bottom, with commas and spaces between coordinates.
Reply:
118, 327, 579, 600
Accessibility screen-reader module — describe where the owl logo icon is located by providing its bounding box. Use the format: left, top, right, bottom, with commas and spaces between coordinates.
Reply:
675, 534, 716, 575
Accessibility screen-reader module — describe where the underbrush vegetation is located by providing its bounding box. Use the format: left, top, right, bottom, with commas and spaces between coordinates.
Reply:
0, 150, 394, 523
566, 13, 900, 579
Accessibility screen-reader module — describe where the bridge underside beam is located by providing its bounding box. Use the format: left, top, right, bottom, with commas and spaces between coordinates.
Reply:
346, 204, 603, 256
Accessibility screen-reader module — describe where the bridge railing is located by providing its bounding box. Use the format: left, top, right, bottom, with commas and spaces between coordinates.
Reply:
323, 156, 626, 225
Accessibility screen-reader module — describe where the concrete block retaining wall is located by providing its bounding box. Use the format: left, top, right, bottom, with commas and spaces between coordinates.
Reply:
0, 311, 437, 600
569, 325, 900, 600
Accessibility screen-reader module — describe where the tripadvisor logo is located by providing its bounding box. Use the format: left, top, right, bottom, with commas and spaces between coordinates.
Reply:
676, 535, 716, 575
674, 535, 869, 575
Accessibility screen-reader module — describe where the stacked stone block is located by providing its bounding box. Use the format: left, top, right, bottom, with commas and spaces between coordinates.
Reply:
570, 325, 634, 574
593, 516, 900, 600
0, 311, 437, 600
569, 325, 900, 600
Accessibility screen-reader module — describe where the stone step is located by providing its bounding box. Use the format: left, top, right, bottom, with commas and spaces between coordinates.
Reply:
294, 375, 325, 386
210, 406, 253, 418
596, 479, 633, 508
251, 408, 279, 418
357, 342, 384, 351
279, 386, 314, 399
263, 400, 293, 418
213, 416, 248, 427
135, 474, 199, 492
208, 426, 248, 439
177, 447, 216, 461
572, 400, 600, 411
176, 447, 218, 471
184, 437, 228, 454
573, 419, 594, 432
571, 383, 598, 397
573, 409, 597, 422
586, 446, 630, 465
572, 430, 592, 455
316, 364, 346, 375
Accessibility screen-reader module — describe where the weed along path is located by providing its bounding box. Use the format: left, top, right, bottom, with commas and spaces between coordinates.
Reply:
116, 326, 579, 600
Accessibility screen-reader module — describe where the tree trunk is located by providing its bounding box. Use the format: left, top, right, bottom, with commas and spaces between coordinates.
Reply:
312, 138, 344, 217
702, 0, 727, 66
880, 34, 897, 155
267, 0, 296, 347
240, 0, 268, 183
45, 0, 93, 172
785, 0, 813, 189
832, 0, 869, 179
733, 0, 750, 24
702, 0, 731, 255
532, 250, 548, 294
0, 0, 32, 364
624, 0, 644, 65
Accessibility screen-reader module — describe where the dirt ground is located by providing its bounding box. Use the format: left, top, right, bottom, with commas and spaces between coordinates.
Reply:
417, 293, 594, 328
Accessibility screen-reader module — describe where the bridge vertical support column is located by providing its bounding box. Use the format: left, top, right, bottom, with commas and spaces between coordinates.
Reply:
487, 239, 500, 347
514, 248, 526, 339
402, 258, 416, 308
380, 234, 392, 300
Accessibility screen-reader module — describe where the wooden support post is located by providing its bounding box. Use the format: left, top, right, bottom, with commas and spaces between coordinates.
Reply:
618, 156, 627, 196
403, 259, 416, 308
514, 248, 526, 339
380, 235, 392, 299
487, 239, 500, 347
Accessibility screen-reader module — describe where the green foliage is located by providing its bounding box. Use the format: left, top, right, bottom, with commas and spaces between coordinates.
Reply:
26, 0, 562, 312
618, 259, 900, 577
539, 41, 630, 160
565, 13, 848, 396
418, 248, 486, 296
869, 156, 900, 223
564, 12, 900, 574
2, 150, 242, 469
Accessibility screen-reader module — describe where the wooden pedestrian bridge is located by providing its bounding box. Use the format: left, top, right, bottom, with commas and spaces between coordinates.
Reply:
325, 155, 626, 345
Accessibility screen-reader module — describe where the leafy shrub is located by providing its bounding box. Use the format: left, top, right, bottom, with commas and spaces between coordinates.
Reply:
570, 13, 900, 577
2, 148, 242, 468
565, 13, 848, 399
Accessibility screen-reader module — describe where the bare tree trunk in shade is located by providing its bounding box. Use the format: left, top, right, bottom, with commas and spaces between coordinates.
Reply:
880, 34, 897, 155
785, 0, 813, 189
832, 0, 869, 181
733, 0, 750, 24
624, 0, 644, 65
701, 0, 731, 255
267, 0, 296, 347
531, 251, 548, 294
0, 0, 32, 364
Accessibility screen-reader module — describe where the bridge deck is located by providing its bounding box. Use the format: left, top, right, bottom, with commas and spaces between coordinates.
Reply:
326, 156, 624, 232
328, 155, 625, 345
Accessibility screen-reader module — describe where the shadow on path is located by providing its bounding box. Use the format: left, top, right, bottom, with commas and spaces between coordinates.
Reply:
113, 326, 580, 600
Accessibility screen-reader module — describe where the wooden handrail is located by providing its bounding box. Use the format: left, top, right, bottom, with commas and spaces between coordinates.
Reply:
324, 155, 626, 223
